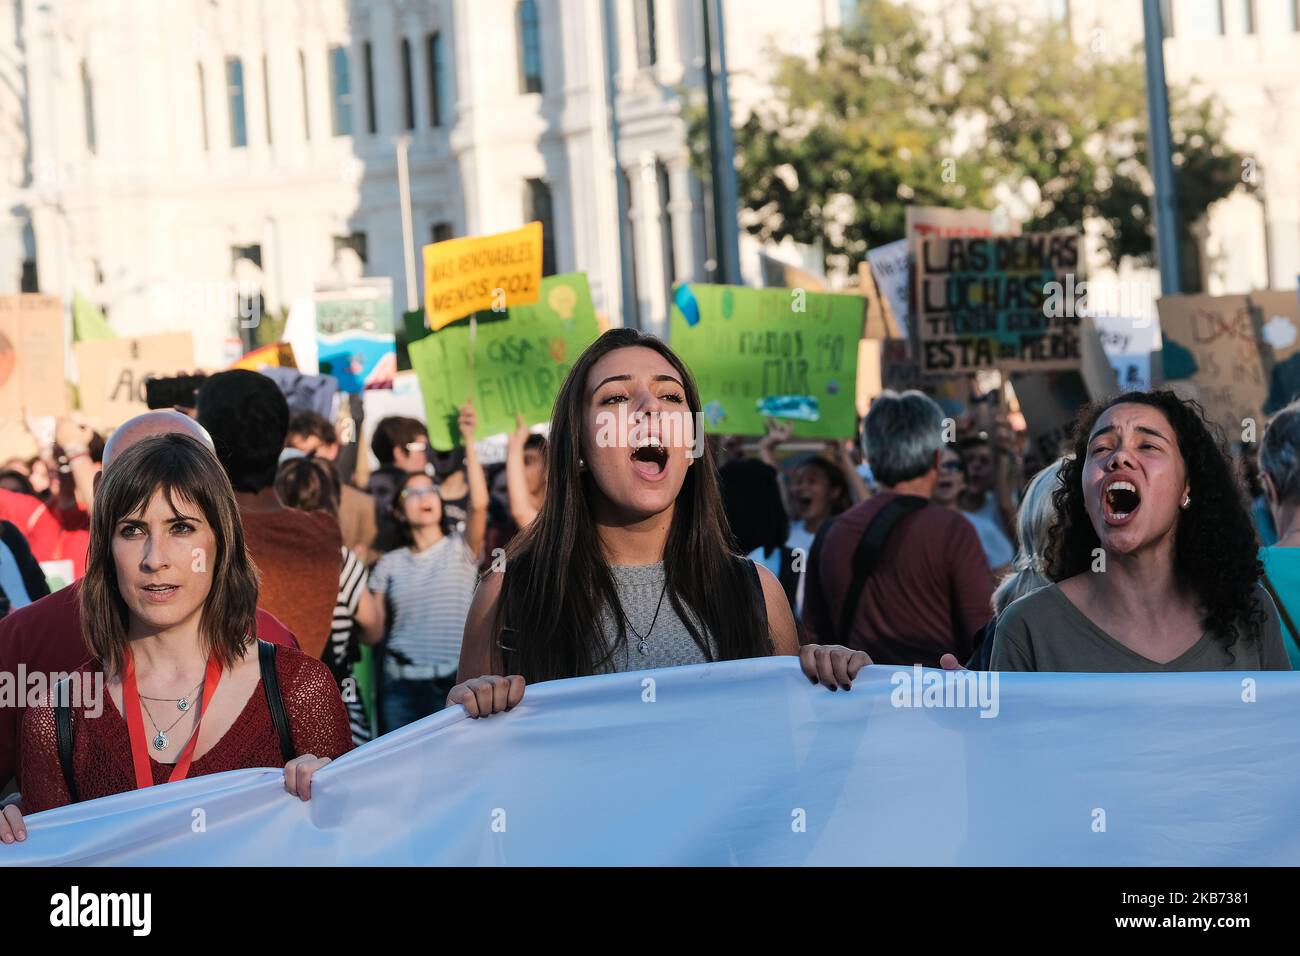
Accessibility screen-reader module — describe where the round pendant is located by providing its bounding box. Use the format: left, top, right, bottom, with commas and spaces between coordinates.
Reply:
637, 639, 648, 655
152, 731, 169, 751
177, 697, 190, 713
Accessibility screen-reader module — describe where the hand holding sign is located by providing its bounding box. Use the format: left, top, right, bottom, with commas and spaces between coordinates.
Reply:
458, 402, 478, 444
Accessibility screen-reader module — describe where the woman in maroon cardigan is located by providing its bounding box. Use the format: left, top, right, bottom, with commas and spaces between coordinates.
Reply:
1, 433, 352, 843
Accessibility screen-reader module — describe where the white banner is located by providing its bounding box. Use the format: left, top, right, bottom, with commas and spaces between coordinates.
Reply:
4, 659, 1298, 866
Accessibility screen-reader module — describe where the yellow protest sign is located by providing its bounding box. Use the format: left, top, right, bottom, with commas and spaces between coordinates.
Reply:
422, 222, 543, 332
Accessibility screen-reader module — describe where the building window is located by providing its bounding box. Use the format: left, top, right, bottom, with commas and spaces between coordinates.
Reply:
657, 162, 676, 304
1293, 0, 1300, 31
1215, 0, 1225, 34
226, 57, 247, 148
198, 63, 210, 151
525, 179, 556, 276
262, 54, 273, 145
231, 243, 263, 269
20, 259, 37, 293
329, 45, 352, 136
1240, 0, 1256, 33
432, 222, 454, 244
364, 42, 377, 134
81, 60, 96, 155
839, 0, 859, 30
299, 51, 311, 140
427, 33, 444, 127
334, 233, 368, 265
1160, 0, 1174, 37
517, 0, 543, 94
1042, 0, 1069, 24
400, 38, 415, 130
635, 1, 657, 68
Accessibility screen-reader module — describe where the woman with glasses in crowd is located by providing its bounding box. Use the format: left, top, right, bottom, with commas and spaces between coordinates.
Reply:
369, 404, 488, 732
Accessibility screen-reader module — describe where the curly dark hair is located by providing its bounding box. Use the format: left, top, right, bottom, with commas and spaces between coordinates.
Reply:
1045, 389, 1264, 652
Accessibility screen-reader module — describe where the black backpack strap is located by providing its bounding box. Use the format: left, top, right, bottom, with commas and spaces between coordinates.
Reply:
258, 640, 295, 763
836, 496, 927, 643
745, 558, 770, 637
53, 678, 78, 804
1263, 572, 1300, 657
776, 547, 800, 610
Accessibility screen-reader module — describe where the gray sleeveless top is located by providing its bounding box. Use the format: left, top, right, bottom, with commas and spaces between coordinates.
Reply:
592, 562, 718, 673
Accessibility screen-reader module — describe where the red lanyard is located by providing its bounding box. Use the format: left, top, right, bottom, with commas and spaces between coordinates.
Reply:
122, 651, 222, 791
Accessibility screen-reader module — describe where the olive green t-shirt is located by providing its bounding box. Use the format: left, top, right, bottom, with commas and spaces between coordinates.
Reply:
991, 582, 1292, 672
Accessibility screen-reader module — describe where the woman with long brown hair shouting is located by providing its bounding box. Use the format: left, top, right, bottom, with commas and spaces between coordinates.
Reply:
449, 328, 869, 716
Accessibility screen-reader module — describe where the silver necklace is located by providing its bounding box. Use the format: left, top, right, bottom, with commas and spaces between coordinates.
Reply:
141, 698, 196, 752
617, 582, 669, 655
138, 677, 205, 713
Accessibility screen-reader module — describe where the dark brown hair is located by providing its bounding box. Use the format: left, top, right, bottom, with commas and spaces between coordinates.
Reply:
389, 471, 451, 545
493, 328, 772, 682
80, 433, 259, 674
1046, 390, 1264, 650
275, 455, 341, 517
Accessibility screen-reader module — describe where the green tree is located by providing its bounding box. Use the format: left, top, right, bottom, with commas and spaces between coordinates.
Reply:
710, 0, 1245, 282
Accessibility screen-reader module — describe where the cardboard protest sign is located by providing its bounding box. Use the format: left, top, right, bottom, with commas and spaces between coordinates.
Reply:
409, 273, 599, 450
422, 223, 543, 332
315, 279, 396, 393
1248, 290, 1300, 415
880, 338, 923, 393
1010, 314, 1116, 463
865, 240, 910, 340
0, 294, 68, 419
905, 206, 1018, 339
74, 332, 195, 427
1156, 294, 1267, 438
916, 231, 1086, 375
1093, 315, 1160, 393
668, 283, 865, 439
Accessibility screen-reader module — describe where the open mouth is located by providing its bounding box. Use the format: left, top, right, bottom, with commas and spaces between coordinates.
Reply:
630, 438, 669, 479
1103, 480, 1141, 523
141, 584, 180, 600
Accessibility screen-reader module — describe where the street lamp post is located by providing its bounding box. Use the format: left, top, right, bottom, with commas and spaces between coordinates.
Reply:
1142, 0, 1183, 296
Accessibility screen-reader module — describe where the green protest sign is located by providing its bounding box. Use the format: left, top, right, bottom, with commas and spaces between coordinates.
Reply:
409, 272, 599, 449
668, 283, 865, 438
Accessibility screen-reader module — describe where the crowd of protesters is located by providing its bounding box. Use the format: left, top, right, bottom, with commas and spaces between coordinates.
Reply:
0, 326, 1295, 843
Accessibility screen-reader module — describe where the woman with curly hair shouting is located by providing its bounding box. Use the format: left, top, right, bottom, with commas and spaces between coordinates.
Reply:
992, 390, 1290, 672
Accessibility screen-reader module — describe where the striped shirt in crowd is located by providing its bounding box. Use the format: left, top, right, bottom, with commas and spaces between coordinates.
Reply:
330, 546, 372, 746
368, 532, 480, 678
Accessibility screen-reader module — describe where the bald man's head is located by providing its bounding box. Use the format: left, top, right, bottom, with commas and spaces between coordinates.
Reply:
101, 410, 214, 472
